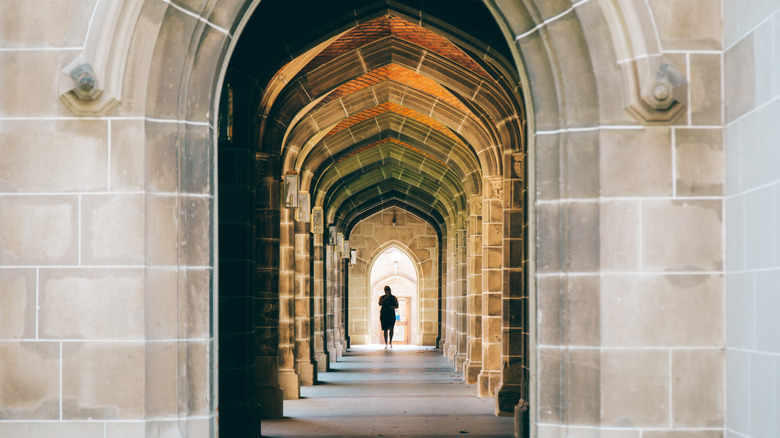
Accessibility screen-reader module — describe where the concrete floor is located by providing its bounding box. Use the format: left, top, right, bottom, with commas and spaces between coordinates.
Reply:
261, 345, 515, 437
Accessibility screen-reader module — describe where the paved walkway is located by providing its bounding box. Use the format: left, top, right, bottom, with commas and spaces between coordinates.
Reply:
261, 345, 515, 437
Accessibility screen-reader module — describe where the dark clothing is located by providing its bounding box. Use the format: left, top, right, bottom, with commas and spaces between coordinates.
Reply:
379, 294, 398, 330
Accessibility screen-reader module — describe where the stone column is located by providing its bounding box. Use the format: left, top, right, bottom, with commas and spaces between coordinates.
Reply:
325, 243, 339, 362
251, 158, 283, 420
446, 232, 458, 361
340, 258, 349, 351
478, 177, 503, 398
277, 208, 300, 399
454, 214, 469, 370
330, 246, 345, 358
312, 232, 329, 371
464, 195, 483, 383
294, 221, 317, 385
496, 154, 528, 416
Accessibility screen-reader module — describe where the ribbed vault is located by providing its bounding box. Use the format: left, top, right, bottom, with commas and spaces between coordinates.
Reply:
237, 6, 524, 235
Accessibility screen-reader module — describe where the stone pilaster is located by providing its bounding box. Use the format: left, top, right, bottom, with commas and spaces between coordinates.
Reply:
294, 221, 317, 385
464, 195, 483, 383
478, 178, 503, 398
325, 243, 339, 363
495, 165, 527, 415
454, 215, 468, 370
312, 233, 329, 371
278, 208, 300, 399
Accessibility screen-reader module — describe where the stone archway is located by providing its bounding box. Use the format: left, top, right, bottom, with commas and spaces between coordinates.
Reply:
40, 1, 715, 437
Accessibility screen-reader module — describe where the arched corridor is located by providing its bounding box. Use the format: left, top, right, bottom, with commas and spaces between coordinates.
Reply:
218, 0, 527, 435
0, 0, 743, 437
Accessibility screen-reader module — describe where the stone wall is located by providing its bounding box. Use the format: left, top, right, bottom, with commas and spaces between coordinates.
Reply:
0, 0, 767, 437
347, 208, 439, 346
724, 1, 780, 436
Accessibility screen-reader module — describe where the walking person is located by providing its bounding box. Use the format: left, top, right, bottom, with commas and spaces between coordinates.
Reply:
379, 286, 399, 349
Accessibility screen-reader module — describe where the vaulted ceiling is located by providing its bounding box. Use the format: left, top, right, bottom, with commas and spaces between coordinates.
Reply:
231, 0, 524, 235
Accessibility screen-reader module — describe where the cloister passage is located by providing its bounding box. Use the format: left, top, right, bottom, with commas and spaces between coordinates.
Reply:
217, 1, 527, 436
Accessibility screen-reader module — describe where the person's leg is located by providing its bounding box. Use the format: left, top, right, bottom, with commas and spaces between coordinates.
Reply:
383, 329, 388, 347
389, 328, 394, 347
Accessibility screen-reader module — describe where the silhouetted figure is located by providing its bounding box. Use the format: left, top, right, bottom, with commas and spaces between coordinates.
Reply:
379, 286, 399, 349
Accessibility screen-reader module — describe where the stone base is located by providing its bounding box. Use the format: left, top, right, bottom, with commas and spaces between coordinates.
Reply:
514, 399, 530, 438
496, 383, 523, 416
477, 370, 500, 398
327, 343, 339, 364
464, 360, 481, 384
278, 370, 300, 400
296, 360, 318, 386
255, 385, 284, 420
315, 352, 329, 372
454, 353, 467, 371
447, 345, 457, 361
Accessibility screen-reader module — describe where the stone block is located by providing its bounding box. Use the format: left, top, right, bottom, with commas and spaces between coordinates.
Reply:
566, 275, 600, 346
0, 196, 78, 265
146, 195, 178, 266
180, 268, 212, 339
600, 200, 640, 272
566, 348, 601, 425
536, 203, 561, 273
756, 269, 780, 353
62, 342, 144, 419
144, 121, 179, 193
0, 51, 73, 117
726, 272, 755, 349
750, 353, 775, 437
643, 431, 723, 438
0, 341, 60, 419
110, 119, 145, 191
144, 341, 177, 417
740, 100, 780, 191
649, 0, 722, 50
145, 268, 178, 339
40, 269, 145, 340
184, 24, 229, 123
565, 131, 599, 198
724, 36, 754, 122
105, 422, 146, 438
81, 194, 144, 265
0, 120, 108, 191
0, 0, 93, 47
726, 349, 750, 434
545, 13, 599, 128
672, 349, 724, 427
601, 349, 669, 427
602, 274, 723, 347
185, 340, 211, 416
566, 201, 599, 272
0, 269, 36, 339
675, 128, 724, 197
690, 54, 723, 125
600, 128, 672, 197
0, 423, 104, 438
641, 200, 722, 271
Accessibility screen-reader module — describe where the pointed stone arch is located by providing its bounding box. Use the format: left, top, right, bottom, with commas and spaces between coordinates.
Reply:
55, 0, 693, 436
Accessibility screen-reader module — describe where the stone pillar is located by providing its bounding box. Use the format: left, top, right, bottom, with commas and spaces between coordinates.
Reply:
496, 154, 528, 416
325, 243, 339, 362
312, 232, 329, 371
294, 221, 317, 385
454, 214, 469, 370
340, 258, 350, 351
464, 195, 483, 383
478, 177, 503, 398
251, 167, 283, 419
277, 208, 300, 399
330, 246, 345, 358
446, 232, 458, 361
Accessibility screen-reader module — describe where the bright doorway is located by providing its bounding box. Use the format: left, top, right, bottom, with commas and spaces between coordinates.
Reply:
369, 247, 418, 345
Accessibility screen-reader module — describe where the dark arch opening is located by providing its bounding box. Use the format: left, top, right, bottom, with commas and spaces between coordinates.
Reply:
216, 1, 527, 436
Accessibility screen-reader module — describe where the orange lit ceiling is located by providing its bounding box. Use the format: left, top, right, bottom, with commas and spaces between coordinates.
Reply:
260, 13, 522, 229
